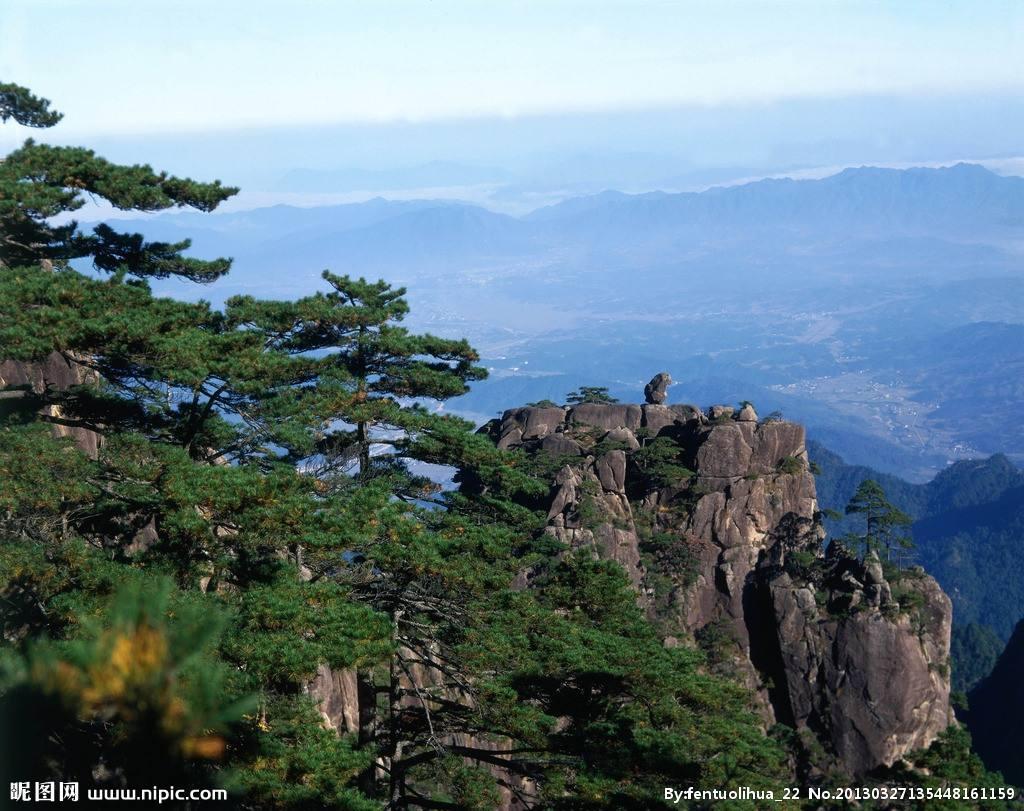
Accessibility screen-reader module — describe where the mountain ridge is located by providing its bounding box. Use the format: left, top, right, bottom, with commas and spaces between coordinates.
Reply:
525, 162, 1024, 230
90, 162, 1024, 230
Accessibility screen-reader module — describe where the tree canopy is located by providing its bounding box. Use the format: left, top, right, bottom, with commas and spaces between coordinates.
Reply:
0, 83, 793, 808
565, 386, 618, 405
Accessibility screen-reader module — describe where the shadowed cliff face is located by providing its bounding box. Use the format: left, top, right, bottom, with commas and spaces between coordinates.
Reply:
484, 396, 954, 778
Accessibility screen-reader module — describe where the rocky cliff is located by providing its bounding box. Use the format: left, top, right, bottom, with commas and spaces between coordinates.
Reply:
479, 374, 954, 778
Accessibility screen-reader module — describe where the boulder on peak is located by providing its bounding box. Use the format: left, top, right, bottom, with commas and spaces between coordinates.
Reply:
644, 371, 672, 404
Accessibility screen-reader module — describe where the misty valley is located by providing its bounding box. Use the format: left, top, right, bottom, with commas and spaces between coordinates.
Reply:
124, 163, 1024, 482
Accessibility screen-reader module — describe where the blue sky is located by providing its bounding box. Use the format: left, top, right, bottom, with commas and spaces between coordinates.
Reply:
3, 1, 1022, 136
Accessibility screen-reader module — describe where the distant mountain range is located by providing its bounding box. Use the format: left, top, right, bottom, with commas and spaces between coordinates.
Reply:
90, 163, 1024, 480
122, 162, 1024, 272
528, 163, 1024, 232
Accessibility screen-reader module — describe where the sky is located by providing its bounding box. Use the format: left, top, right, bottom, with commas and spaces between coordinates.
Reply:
3, 1, 1023, 210
3, 0, 1022, 136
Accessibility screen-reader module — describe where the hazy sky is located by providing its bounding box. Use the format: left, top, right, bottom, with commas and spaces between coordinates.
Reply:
3, 0, 1022, 137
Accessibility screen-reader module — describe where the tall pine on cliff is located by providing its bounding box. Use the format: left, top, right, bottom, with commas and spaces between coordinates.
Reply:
0, 82, 385, 802
0, 83, 787, 807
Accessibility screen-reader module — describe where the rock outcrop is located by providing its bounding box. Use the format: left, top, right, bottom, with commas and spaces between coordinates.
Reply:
644, 371, 671, 404
763, 549, 953, 775
480, 392, 954, 777
0, 353, 101, 458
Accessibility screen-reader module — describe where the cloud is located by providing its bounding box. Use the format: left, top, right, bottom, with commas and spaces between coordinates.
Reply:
3, 1, 1023, 136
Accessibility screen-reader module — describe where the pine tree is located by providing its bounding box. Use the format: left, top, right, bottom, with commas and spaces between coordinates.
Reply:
2, 80, 796, 808
0, 83, 392, 801
566, 386, 618, 404
845, 478, 914, 564
225, 270, 486, 481
0, 84, 235, 275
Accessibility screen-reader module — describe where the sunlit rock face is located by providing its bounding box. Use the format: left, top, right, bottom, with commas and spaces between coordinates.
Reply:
483, 392, 953, 778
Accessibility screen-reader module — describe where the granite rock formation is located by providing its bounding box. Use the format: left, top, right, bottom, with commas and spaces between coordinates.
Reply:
644, 371, 671, 404
480, 393, 954, 777
0, 352, 101, 458
763, 548, 953, 775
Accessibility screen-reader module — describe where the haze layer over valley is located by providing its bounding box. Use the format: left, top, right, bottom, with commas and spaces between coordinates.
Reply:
109, 162, 1024, 481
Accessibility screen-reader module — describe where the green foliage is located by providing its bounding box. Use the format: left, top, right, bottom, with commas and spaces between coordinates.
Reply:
0, 575, 250, 789
951, 623, 1004, 694
0, 84, 232, 277
915, 491, 1024, 641
634, 516, 703, 612
525, 449, 584, 482
0, 144, 236, 274
695, 618, 741, 679
966, 619, 1024, 787
405, 754, 502, 811
0, 424, 97, 543
777, 455, 805, 475
0, 81, 63, 128
565, 385, 618, 404
810, 442, 1024, 639
783, 548, 821, 584
227, 694, 377, 810
576, 477, 606, 529
632, 435, 694, 488
223, 578, 391, 687
456, 555, 789, 806
228, 269, 487, 480
887, 573, 930, 628
881, 725, 1017, 811
640, 531, 700, 589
